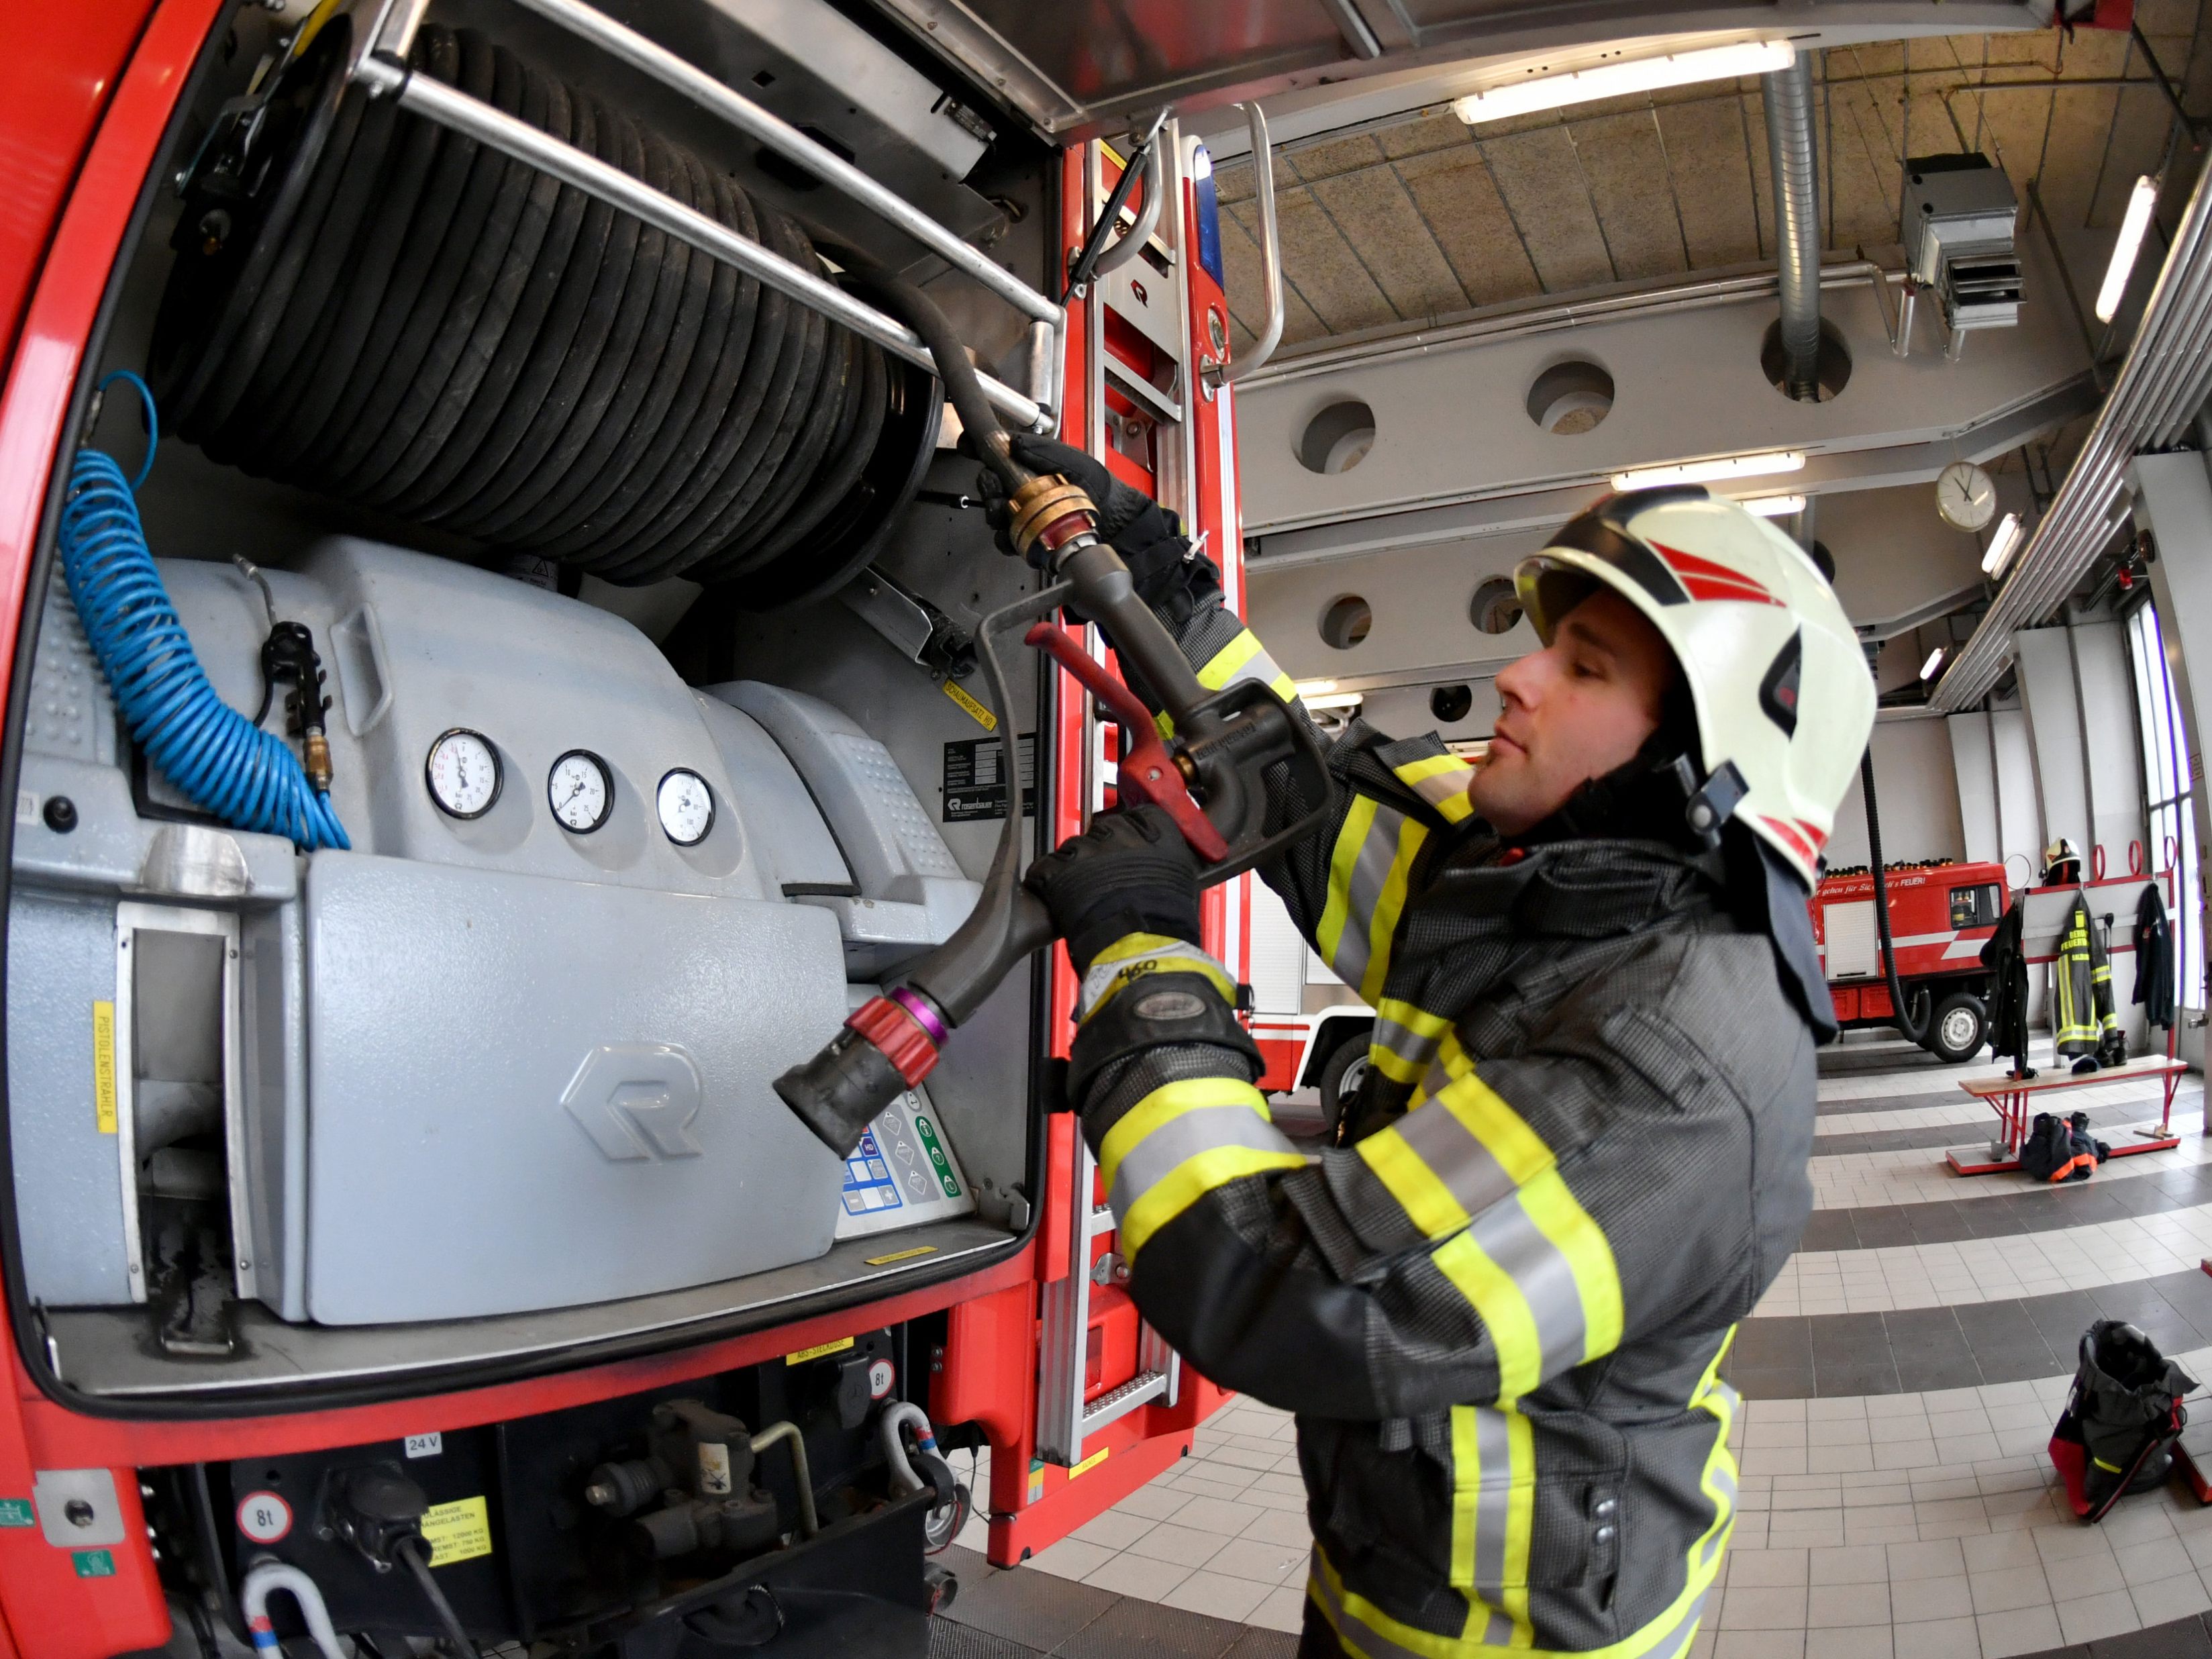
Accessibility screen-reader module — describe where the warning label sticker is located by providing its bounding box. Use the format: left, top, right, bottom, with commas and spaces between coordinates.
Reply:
92, 1002, 117, 1135
418, 1496, 493, 1566
942, 734, 1036, 823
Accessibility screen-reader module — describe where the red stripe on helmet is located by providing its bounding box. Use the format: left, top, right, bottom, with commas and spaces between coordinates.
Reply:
1760, 815, 1819, 865
1652, 542, 1784, 607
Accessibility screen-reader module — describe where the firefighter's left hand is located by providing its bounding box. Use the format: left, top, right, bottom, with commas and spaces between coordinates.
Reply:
1024, 805, 1202, 974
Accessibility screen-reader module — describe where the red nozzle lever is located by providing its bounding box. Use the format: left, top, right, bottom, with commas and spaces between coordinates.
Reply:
1025, 621, 1229, 863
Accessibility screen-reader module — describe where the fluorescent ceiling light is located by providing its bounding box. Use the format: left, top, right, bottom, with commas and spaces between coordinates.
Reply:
1981, 512, 2021, 576
2095, 176, 2160, 323
1301, 691, 1366, 711
1291, 678, 1339, 699
1454, 40, 1795, 125
1920, 648, 1946, 681
1611, 451, 1805, 491
1737, 493, 1807, 518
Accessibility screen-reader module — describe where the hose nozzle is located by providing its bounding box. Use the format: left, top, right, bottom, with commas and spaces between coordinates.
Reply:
1005, 474, 1100, 566
775, 991, 944, 1157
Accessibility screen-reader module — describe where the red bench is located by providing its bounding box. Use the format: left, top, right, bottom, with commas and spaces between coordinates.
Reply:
1946, 1056, 2190, 1176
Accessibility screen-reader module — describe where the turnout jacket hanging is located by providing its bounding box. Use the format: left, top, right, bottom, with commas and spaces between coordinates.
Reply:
2135, 885, 2175, 1030
2053, 891, 2121, 1060
1066, 594, 1819, 1656
1980, 901, 2031, 1072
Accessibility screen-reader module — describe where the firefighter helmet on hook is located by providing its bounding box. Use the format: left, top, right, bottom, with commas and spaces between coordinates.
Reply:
1515, 485, 1875, 889
2043, 837, 2084, 885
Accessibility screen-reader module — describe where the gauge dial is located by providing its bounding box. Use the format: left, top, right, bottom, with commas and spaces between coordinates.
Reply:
1936, 460, 1997, 532
425, 729, 501, 819
656, 768, 715, 846
548, 750, 613, 834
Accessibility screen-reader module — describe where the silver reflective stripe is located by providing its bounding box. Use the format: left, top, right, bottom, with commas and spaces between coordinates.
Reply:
1398, 1094, 1589, 1376
1107, 1105, 1299, 1218
1327, 805, 1408, 989
1468, 1406, 1515, 1639
1405, 762, 1476, 816
1076, 940, 1228, 1021
1372, 1009, 1444, 1076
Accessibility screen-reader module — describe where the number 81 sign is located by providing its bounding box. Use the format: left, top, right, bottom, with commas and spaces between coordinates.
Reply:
236, 1490, 292, 1545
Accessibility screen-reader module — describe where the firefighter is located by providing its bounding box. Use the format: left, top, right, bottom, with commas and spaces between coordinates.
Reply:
981, 440, 1875, 1658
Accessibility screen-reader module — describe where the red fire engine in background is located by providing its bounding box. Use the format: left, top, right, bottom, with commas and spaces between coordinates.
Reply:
1811, 860, 2010, 1061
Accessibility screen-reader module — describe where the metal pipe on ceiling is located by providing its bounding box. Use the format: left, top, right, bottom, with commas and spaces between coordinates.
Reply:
1764, 54, 1824, 403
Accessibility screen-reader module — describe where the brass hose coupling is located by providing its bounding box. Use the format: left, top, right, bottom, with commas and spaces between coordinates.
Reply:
1006, 474, 1101, 564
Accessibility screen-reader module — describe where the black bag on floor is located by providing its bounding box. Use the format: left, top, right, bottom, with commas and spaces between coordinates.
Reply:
2050, 1320, 2197, 1521
2019, 1112, 2072, 1180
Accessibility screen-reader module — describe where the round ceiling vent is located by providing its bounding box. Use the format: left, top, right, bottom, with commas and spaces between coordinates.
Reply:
1525, 360, 1614, 435
1319, 595, 1372, 650
1298, 400, 1376, 474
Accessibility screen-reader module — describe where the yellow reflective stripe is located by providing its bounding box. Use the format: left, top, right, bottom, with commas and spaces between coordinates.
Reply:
1448, 1408, 1478, 1593
1393, 752, 1479, 825
1121, 1144, 1306, 1258
1311, 1541, 1717, 1659
1370, 999, 1452, 1085
1077, 932, 1238, 1021
1099, 1078, 1303, 1260
1098, 1077, 1272, 1197
1501, 1409, 1536, 1639
1197, 628, 1299, 705
1357, 1126, 1467, 1239
1689, 1329, 1741, 1576
1358, 816, 1427, 1003
1433, 1232, 1544, 1400
1316, 796, 1379, 970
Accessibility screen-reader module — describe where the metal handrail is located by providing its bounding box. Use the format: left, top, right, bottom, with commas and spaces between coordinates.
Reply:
352, 0, 1062, 430
1213, 103, 1283, 389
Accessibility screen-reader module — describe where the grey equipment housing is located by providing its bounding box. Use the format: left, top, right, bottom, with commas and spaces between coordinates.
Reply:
9, 539, 982, 1334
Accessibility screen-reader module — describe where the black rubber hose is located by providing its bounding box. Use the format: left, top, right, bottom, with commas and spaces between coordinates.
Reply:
1861, 747, 1929, 1044
848, 265, 1029, 497
395, 1536, 481, 1659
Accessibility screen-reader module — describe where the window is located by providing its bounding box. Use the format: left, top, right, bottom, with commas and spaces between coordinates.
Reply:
2126, 603, 2202, 1009
1949, 884, 2001, 929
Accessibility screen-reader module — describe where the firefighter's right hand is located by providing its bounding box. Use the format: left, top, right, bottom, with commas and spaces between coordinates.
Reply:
1023, 804, 1202, 975
967, 434, 1187, 579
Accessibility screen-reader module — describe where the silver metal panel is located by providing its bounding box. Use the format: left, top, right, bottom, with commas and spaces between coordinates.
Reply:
32, 1470, 123, 1548
299, 853, 850, 1323
7, 893, 133, 1307
239, 903, 308, 1321
45, 1219, 1011, 1399
692, 695, 854, 897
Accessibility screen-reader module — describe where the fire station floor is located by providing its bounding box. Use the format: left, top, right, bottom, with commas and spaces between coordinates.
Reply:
930, 1032, 2212, 1659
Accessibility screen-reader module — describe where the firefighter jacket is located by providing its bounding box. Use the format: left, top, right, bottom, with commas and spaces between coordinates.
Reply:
1980, 902, 2031, 1072
2053, 891, 2121, 1060
2135, 885, 2174, 1029
1072, 602, 1819, 1658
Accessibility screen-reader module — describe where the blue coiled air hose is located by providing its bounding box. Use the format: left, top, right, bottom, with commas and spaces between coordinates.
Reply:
58, 372, 349, 851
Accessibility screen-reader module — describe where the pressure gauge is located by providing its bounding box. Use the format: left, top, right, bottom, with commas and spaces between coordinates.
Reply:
425, 729, 501, 819
1936, 461, 1997, 532
548, 749, 613, 834
656, 768, 715, 846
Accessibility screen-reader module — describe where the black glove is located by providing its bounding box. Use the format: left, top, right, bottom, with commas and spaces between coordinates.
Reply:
1023, 803, 1203, 974
967, 435, 1216, 618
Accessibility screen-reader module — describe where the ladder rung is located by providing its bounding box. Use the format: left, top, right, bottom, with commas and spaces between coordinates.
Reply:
1082, 1370, 1169, 1435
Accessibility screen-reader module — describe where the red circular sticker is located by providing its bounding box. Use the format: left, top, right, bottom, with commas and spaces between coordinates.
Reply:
236, 1491, 292, 1544
868, 1359, 896, 1400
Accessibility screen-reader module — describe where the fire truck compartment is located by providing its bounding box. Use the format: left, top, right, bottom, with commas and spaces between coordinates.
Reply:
6, 0, 1056, 1403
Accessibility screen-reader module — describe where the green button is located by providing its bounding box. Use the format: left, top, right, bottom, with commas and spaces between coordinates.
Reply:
912, 1114, 960, 1198
72, 1550, 115, 1578
0, 1499, 32, 1528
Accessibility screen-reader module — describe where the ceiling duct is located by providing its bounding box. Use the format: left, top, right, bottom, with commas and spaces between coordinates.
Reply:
1903, 154, 2024, 349
1933, 156, 2212, 712
1762, 54, 1823, 403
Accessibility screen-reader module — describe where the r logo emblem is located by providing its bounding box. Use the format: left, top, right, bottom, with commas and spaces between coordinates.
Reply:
561, 1044, 705, 1162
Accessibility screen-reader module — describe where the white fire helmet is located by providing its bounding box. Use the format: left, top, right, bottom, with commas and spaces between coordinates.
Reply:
1515, 486, 1875, 889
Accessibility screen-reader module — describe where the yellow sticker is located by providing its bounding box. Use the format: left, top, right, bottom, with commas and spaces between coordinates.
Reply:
864, 1246, 938, 1266
91, 1002, 117, 1135
785, 1336, 855, 1366
417, 1497, 492, 1566
943, 680, 997, 732
1070, 1446, 1110, 1478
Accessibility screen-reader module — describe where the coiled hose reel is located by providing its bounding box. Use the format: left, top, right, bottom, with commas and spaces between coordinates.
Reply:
151, 18, 937, 606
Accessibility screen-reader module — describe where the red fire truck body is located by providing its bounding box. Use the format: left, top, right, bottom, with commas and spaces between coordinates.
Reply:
1810, 861, 2009, 1058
